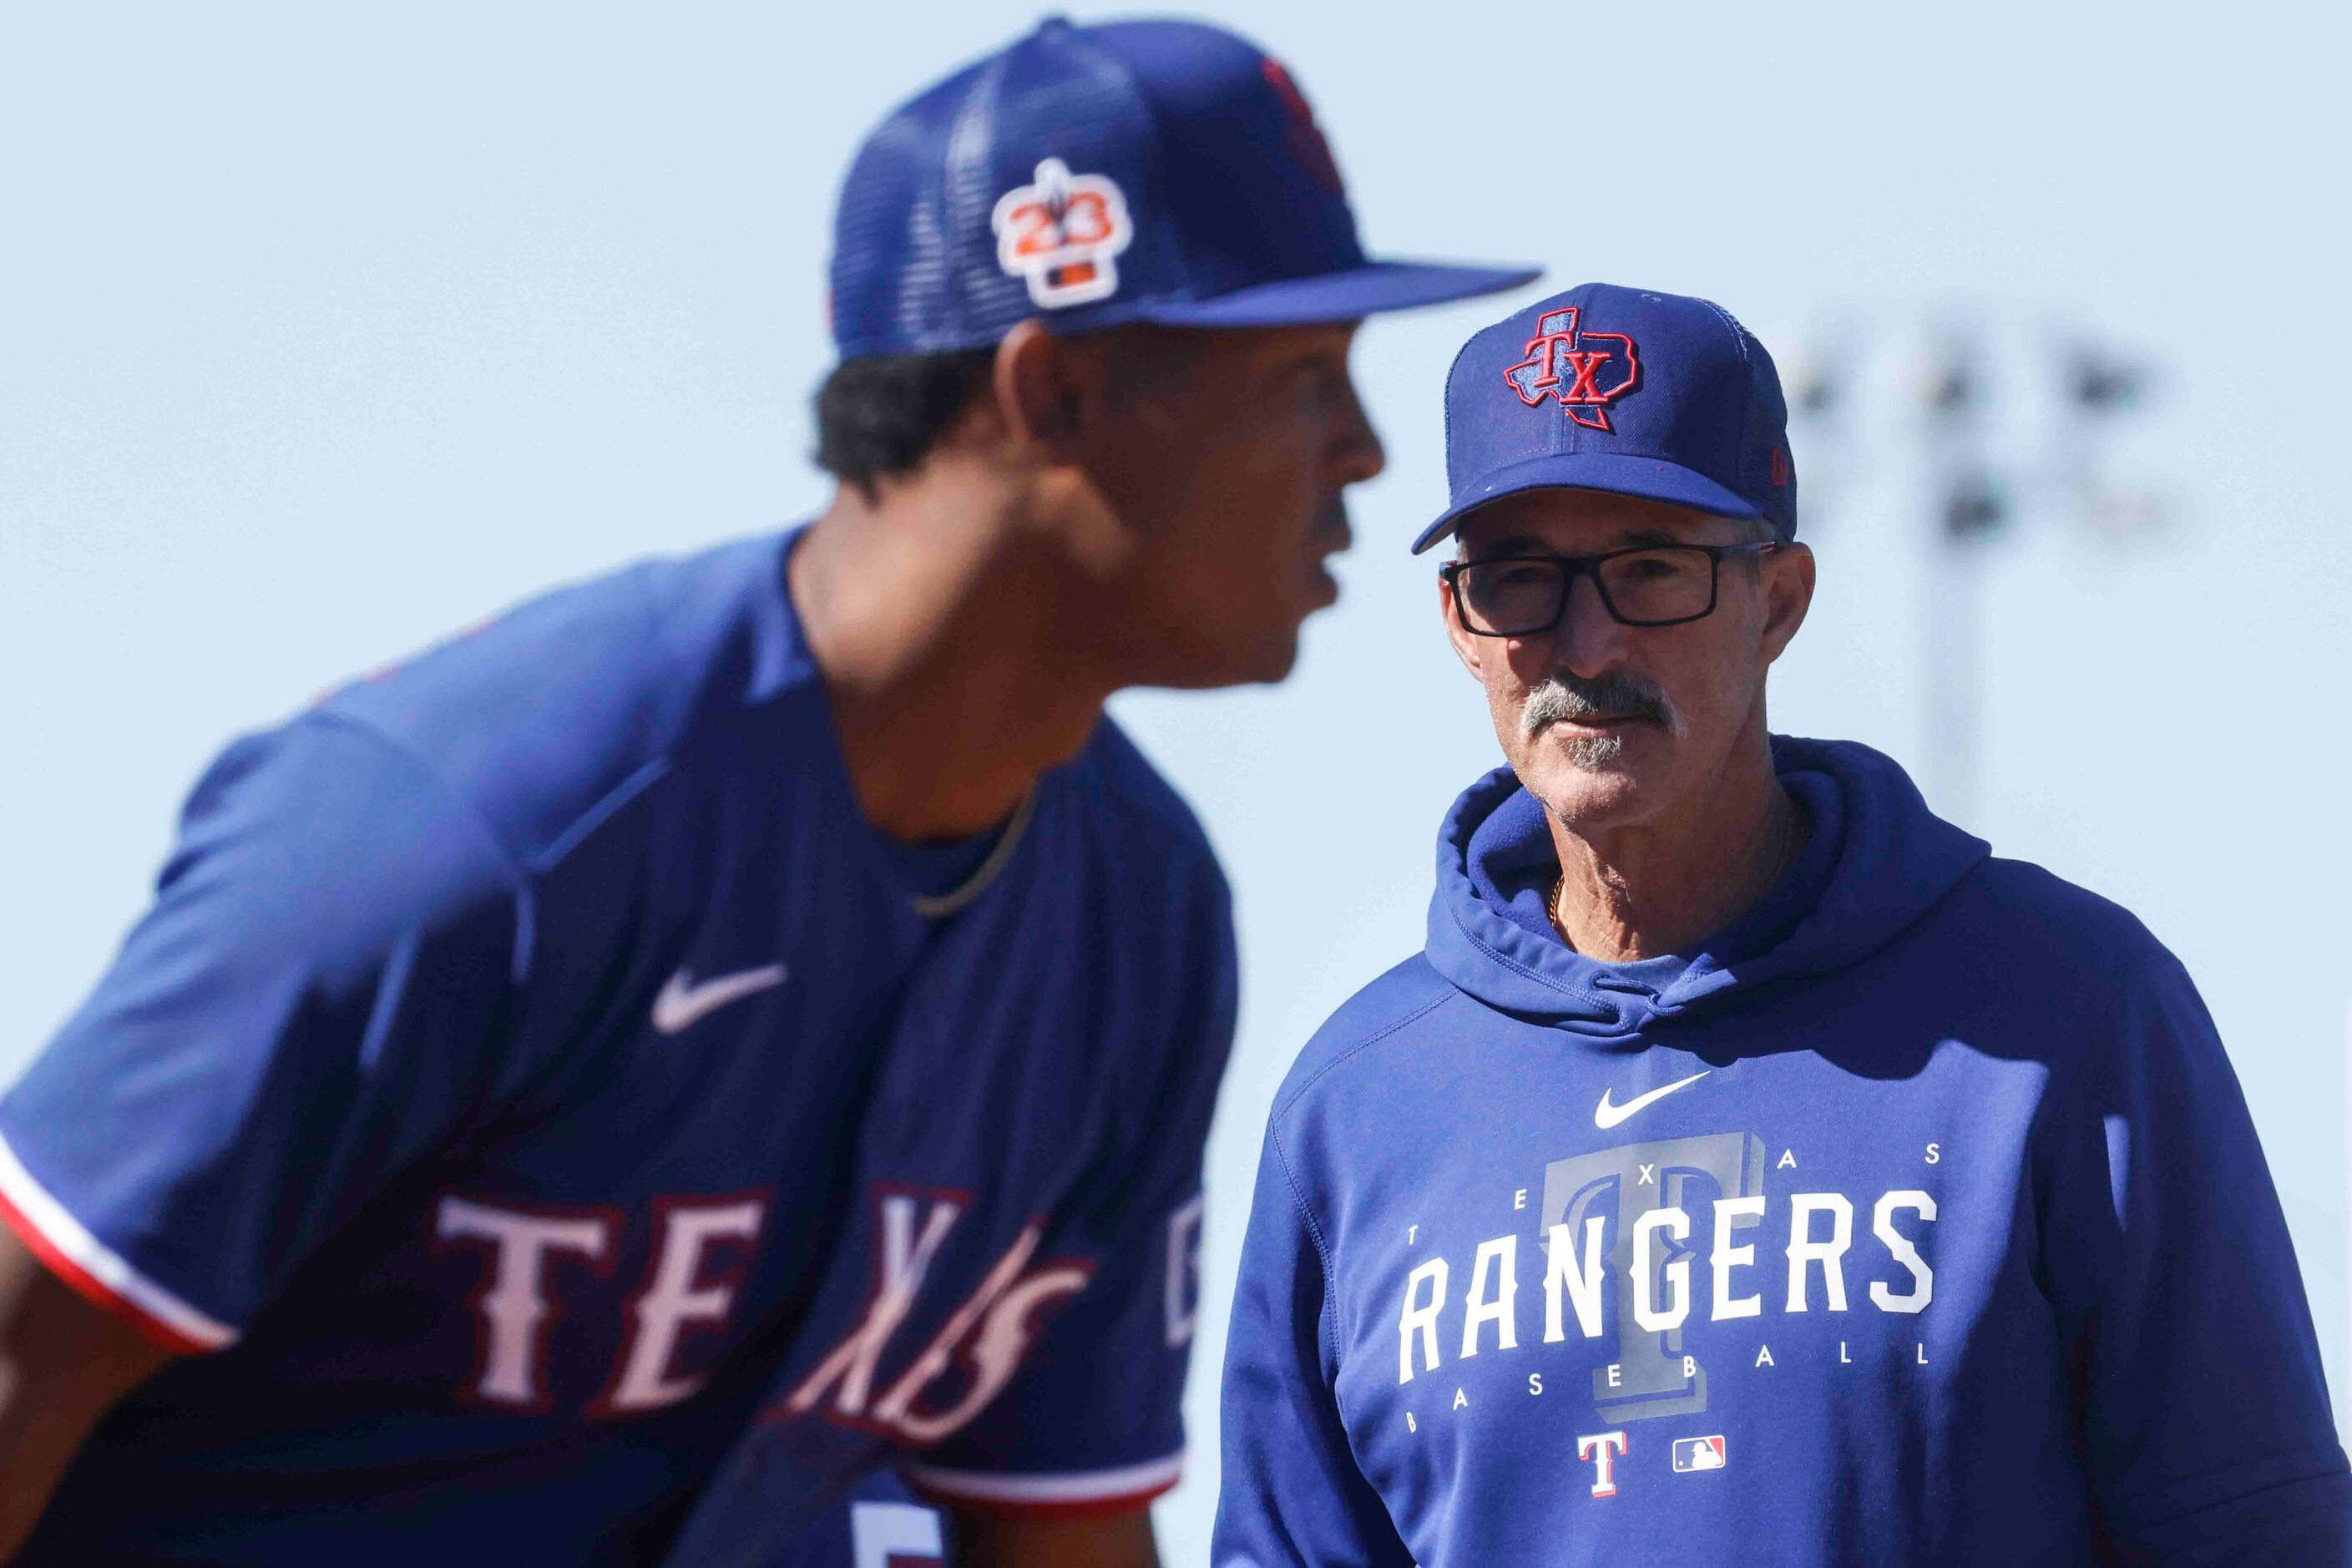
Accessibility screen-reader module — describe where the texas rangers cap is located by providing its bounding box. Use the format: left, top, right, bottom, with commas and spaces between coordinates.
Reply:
827, 17, 1540, 359
1412, 282, 1798, 554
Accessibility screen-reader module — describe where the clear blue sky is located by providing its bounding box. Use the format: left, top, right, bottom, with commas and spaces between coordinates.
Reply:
4, 3, 2346, 1557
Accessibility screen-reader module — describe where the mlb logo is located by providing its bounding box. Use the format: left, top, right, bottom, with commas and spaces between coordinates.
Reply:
1672, 1435, 1727, 1473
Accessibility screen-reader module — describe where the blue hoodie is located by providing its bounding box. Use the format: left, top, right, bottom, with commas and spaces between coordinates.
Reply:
1216, 737, 2349, 1566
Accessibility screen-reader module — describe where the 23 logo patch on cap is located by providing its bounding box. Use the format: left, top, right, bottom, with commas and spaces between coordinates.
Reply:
993, 159, 1134, 308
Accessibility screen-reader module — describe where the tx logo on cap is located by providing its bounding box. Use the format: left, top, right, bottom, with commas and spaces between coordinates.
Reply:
1505, 306, 1641, 432
992, 158, 1135, 309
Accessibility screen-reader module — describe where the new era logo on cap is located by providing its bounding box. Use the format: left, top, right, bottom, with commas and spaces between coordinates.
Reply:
1414, 282, 1798, 554
827, 18, 1537, 360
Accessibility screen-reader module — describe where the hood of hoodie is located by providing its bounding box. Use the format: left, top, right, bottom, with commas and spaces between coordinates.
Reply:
1426, 736, 1989, 1037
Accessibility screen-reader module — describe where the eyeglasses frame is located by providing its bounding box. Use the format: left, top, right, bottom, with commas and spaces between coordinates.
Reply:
1439, 539, 1784, 636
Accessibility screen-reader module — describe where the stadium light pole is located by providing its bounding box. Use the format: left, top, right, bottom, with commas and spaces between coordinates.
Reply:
1918, 335, 2006, 824
1783, 309, 2157, 823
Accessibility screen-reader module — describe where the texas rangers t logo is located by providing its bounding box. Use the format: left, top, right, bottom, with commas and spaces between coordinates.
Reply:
993, 158, 1134, 308
1505, 306, 1641, 431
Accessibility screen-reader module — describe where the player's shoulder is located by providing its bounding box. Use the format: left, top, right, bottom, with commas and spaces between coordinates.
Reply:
165, 712, 525, 971
1949, 853, 2184, 995
1271, 953, 1463, 1129
1930, 855, 2225, 1105
313, 531, 806, 867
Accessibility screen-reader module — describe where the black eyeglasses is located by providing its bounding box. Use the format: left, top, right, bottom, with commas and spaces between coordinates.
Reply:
1439, 541, 1782, 635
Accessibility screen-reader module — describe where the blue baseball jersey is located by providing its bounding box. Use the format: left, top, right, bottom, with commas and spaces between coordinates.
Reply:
0, 529, 1232, 1565
763, 1470, 943, 1568
1215, 738, 2349, 1566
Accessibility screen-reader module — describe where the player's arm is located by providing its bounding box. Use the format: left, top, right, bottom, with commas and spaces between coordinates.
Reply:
947, 1505, 1157, 1568
0, 1226, 181, 1560
0, 718, 526, 1559
2042, 951, 2352, 1564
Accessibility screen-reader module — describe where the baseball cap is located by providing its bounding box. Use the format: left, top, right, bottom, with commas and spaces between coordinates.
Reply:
827, 16, 1540, 359
1412, 282, 1798, 554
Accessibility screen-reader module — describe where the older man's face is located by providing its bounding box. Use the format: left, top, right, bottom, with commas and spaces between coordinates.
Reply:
1441, 488, 1814, 836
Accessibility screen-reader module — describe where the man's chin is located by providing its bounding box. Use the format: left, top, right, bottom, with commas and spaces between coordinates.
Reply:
1518, 727, 1659, 825
1550, 731, 1628, 770
1152, 624, 1302, 690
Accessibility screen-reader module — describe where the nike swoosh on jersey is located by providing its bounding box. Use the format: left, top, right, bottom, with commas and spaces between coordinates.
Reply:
650, 964, 788, 1035
1593, 1069, 1712, 1130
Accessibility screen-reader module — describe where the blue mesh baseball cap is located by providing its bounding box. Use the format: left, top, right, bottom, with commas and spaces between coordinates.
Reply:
1412, 282, 1798, 554
827, 17, 1540, 359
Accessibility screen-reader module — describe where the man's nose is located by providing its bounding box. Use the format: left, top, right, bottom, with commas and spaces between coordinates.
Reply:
1544, 571, 1631, 675
1329, 374, 1386, 486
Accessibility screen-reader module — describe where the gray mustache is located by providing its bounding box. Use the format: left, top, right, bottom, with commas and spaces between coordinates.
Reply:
1520, 670, 1675, 741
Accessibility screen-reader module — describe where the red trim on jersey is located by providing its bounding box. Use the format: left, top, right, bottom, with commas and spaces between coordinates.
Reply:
908, 1478, 1178, 1521
0, 1184, 207, 1354
906, 1450, 1184, 1520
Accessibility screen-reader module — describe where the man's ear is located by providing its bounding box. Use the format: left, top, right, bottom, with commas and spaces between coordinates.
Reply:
1760, 540, 1816, 665
1439, 572, 1489, 680
994, 320, 1090, 460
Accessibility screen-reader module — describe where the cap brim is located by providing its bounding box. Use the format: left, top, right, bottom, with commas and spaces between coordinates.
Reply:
1135, 258, 1540, 328
1409, 450, 1763, 554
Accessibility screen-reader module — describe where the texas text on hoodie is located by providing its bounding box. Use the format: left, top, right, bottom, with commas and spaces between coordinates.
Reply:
1215, 737, 2349, 1567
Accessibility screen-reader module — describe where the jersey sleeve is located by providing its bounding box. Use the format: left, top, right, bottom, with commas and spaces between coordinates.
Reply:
900, 866, 1237, 1520
1211, 1114, 1415, 1568
0, 715, 527, 1350
2037, 949, 2352, 1565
